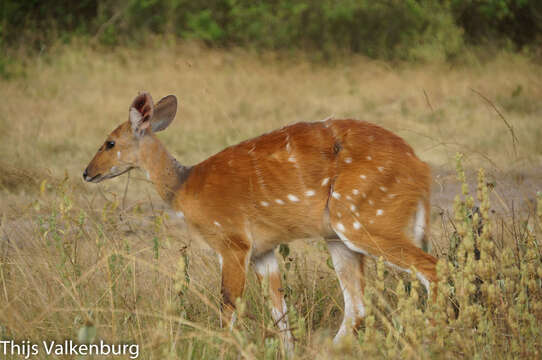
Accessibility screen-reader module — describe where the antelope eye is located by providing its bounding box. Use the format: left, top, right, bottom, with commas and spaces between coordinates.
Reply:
105, 140, 115, 149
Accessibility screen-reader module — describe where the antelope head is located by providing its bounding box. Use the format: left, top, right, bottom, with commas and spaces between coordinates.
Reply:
83, 92, 177, 183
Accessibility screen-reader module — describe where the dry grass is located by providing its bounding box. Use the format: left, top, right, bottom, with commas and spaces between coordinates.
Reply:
1, 41, 542, 358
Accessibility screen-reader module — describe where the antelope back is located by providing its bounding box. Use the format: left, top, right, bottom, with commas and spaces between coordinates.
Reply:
173, 119, 430, 254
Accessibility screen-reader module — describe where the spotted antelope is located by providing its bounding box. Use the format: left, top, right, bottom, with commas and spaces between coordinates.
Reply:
83, 92, 437, 352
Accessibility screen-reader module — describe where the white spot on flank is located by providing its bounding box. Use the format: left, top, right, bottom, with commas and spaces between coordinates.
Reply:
352, 189, 359, 195
337, 212, 342, 218
366, 156, 372, 161
332, 192, 341, 199
321, 177, 330, 186
388, 193, 397, 199
346, 195, 352, 201
379, 186, 388, 192
176, 211, 185, 219
214, 221, 222, 227
376, 209, 384, 216
275, 199, 285, 205
368, 199, 374, 206
344, 157, 352, 163
350, 204, 357, 211
377, 166, 385, 173
336, 223, 346, 232
353, 221, 361, 230
369, 219, 374, 224
117, 151, 121, 159
288, 155, 296, 163
362, 192, 367, 199
406, 152, 412, 157
260, 201, 269, 207
287, 194, 300, 202
305, 189, 315, 197
360, 174, 367, 180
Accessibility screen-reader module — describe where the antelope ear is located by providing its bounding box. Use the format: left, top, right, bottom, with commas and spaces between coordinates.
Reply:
129, 92, 154, 137
151, 95, 177, 132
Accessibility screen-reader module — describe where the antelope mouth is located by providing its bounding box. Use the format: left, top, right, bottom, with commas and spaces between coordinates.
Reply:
85, 173, 103, 183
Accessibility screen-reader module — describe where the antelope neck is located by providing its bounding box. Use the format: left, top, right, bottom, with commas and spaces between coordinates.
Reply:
138, 133, 191, 205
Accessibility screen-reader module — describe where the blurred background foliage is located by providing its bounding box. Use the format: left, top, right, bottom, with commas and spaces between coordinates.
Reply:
1, 0, 541, 68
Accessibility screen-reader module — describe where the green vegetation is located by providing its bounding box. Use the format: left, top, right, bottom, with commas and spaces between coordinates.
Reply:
2, 0, 542, 64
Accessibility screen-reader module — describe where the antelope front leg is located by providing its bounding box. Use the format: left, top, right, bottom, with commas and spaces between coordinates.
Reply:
253, 250, 294, 355
219, 242, 251, 328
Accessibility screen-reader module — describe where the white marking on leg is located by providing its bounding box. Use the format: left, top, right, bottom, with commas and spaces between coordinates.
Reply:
229, 312, 237, 331
254, 252, 294, 354
417, 272, 431, 294
413, 199, 426, 248
254, 252, 280, 275
328, 242, 366, 344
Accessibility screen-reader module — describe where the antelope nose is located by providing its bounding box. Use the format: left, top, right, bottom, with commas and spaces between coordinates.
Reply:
83, 169, 88, 180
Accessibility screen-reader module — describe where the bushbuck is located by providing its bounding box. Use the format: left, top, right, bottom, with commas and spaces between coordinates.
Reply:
83, 92, 437, 353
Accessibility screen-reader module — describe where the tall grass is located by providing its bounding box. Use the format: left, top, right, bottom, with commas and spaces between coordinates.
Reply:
1, 43, 542, 358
